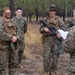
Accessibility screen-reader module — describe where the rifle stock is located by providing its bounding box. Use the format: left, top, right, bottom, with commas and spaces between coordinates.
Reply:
39, 20, 63, 42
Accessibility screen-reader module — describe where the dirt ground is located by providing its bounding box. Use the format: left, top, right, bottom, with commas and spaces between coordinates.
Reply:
11, 23, 70, 75
17, 51, 70, 75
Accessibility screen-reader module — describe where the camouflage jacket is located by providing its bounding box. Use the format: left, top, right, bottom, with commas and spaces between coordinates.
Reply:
0, 17, 20, 41
12, 16, 27, 34
66, 18, 75, 31
39, 16, 65, 36
0, 17, 21, 50
64, 26, 75, 54
12, 16, 28, 50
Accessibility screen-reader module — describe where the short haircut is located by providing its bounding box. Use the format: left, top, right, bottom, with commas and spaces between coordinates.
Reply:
16, 7, 22, 11
3, 7, 10, 12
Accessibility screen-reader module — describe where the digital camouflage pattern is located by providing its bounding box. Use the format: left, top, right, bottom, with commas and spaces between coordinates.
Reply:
0, 17, 21, 75
39, 16, 65, 74
66, 18, 75, 31
64, 26, 75, 75
12, 16, 27, 63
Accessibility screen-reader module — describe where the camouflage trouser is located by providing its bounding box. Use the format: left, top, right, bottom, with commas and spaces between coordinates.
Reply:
0, 49, 6, 75
43, 36, 64, 73
18, 49, 24, 63
68, 57, 75, 75
68, 72, 75, 75
0, 46, 18, 75
18, 41, 25, 63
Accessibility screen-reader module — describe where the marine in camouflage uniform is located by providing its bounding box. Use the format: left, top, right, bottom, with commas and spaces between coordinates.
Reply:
64, 26, 75, 75
66, 9, 75, 30
66, 18, 75, 31
0, 7, 21, 75
12, 8, 27, 66
39, 4, 65, 75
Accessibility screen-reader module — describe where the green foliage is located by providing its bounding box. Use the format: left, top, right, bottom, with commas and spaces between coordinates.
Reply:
0, 0, 75, 16
32, 15, 36, 18
0, 0, 8, 10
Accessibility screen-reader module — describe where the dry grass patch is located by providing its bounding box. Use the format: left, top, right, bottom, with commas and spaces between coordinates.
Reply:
25, 25, 41, 45
23, 24, 41, 58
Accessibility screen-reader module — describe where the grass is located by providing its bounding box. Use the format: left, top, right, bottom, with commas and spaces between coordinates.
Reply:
23, 23, 41, 58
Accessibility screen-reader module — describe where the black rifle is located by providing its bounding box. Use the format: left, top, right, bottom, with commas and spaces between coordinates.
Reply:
39, 20, 63, 42
68, 20, 75, 27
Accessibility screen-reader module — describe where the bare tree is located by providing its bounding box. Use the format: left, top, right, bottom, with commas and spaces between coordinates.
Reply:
65, 0, 68, 17
18, 0, 21, 8
48, 0, 51, 8
41, 1, 45, 17
25, 0, 29, 21
35, 0, 39, 22
9, 0, 15, 17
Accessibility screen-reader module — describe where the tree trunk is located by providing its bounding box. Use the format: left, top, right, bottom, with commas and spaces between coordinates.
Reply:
9, 0, 15, 18
42, 2, 45, 17
65, 0, 68, 18
35, 0, 39, 22
26, 1, 29, 21
18, 0, 21, 8
35, 7, 38, 21
29, 11, 32, 22
48, 0, 51, 8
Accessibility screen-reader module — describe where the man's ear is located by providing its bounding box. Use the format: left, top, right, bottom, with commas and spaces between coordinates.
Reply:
3, 12, 5, 16
15, 11, 17, 14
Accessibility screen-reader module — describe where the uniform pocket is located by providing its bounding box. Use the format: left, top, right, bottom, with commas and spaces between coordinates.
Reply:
1, 44, 8, 51
0, 50, 6, 64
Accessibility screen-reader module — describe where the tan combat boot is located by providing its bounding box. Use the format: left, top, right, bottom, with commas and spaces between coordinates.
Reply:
18, 64, 24, 69
51, 71, 57, 75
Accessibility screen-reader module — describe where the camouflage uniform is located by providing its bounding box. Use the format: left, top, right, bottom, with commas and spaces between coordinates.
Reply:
12, 16, 27, 63
0, 17, 21, 75
66, 19, 75, 31
64, 26, 75, 75
39, 16, 65, 74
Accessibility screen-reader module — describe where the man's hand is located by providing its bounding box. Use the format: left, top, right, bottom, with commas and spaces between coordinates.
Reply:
57, 33, 62, 38
44, 27, 50, 33
11, 36, 17, 43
